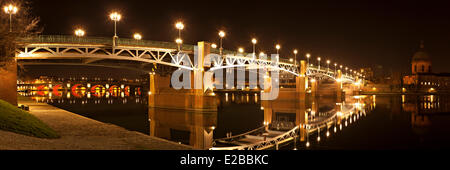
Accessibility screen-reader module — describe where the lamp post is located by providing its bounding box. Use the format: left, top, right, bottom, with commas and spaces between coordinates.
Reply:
175, 22, 184, 51
175, 38, 183, 49
306, 53, 311, 67
110, 12, 122, 47
275, 44, 281, 62
293, 49, 298, 68
317, 57, 321, 70
326, 60, 330, 73
219, 31, 225, 56
334, 63, 337, 74
4, 4, 18, 32
345, 67, 348, 76
252, 38, 257, 60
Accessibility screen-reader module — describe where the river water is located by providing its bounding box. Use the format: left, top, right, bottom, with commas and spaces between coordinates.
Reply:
21, 90, 450, 150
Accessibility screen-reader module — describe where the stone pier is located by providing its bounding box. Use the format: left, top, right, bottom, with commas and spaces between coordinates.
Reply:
296, 60, 307, 101
336, 69, 343, 102
148, 41, 218, 149
148, 41, 217, 111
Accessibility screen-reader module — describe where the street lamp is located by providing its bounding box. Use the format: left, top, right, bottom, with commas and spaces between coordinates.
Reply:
75, 29, 85, 37
326, 60, 330, 72
219, 31, 226, 56
211, 43, 217, 49
306, 53, 311, 67
252, 38, 257, 59
317, 57, 321, 70
4, 4, 18, 32
238, 47, 244, 54
275, 44, 281, 62
293, 49, 298, 68
334, 63, 337, 74
345, 67, 349, 76
175, 38, 183, 45
133, 33, 142, 40
175, 21, 184, 51
176, 22, 184, 37
110, 12, 122, 47
259, 52, 265, 59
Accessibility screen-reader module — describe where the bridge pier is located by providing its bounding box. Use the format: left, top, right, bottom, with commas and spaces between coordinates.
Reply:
296, 60, 307, 101
335, 101, 343, 132
310, 78, 318, 98
336, 70, 343, 102
353, 76, 362, 95
148, 41, 217, 111
262, 101, 273, 131
147, 41, 218, 149
148, 78, 217, 111
296, 100, 308, 142
148, 106, 217, 150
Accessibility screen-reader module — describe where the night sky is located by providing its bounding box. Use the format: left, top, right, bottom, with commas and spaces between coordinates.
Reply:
29, 0, 450, 75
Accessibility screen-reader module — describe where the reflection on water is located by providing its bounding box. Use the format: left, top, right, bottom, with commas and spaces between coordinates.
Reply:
19, 88, 450, 150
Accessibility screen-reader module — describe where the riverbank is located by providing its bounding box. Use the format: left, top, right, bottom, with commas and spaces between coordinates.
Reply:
0, 96, 193, 150
0, 99, 59, 139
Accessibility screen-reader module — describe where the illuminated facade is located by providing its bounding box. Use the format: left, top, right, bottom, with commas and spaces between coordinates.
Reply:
403, 42, 450, 93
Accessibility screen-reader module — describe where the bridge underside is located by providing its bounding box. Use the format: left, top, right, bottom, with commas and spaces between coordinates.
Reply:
18, 58, 176, 74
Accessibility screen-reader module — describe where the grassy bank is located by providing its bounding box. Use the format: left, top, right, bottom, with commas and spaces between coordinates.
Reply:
0, 99, 59, 139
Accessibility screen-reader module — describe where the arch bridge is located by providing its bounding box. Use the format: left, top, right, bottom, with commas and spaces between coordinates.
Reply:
16, 35, 365, 109
16, 35, 358, 81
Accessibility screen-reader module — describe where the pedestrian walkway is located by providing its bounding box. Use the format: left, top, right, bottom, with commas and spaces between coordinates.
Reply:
0, 97, 193, 150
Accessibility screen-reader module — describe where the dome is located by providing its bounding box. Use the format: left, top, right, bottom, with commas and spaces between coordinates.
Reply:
412, 41, 431, 62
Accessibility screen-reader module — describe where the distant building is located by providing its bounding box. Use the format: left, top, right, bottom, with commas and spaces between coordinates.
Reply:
402, 41, 450, 93
360, 67, 374, 82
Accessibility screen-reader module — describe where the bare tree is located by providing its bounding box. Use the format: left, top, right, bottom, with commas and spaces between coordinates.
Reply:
0, 0, 41, 63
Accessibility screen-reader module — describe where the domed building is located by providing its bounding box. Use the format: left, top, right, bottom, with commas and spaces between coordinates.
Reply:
411, 42, 432, 74
403, 41, 450, 93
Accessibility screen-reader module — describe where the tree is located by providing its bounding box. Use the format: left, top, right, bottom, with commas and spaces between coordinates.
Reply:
0, 0, 40, 63
0, 0, 40, 105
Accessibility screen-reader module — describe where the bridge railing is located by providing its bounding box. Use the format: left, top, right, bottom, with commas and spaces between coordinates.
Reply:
17, 35, 194, 50
18, 35, 112, 45
307, 65, 360, 82
17, 35, 298, 62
